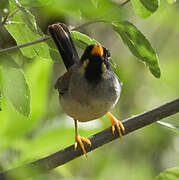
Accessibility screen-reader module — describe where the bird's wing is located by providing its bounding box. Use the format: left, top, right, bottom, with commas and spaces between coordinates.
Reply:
48, 23, 79, 70
55, 69, 72, 95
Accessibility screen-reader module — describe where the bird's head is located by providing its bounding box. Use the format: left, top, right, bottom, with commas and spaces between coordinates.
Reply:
80, 44, 111, 81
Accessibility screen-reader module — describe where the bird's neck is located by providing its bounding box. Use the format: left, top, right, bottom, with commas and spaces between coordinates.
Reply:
85, 60, 103, 82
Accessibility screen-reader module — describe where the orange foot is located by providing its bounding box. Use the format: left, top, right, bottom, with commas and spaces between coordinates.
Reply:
74, 134, 91, 157
107, 112, 125, 140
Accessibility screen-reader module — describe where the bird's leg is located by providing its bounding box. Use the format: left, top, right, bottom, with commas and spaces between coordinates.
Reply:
106, 112, 125, 140
74, 119, 91, 157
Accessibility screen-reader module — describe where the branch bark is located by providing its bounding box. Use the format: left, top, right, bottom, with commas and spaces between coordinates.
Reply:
0, 98, 179, 180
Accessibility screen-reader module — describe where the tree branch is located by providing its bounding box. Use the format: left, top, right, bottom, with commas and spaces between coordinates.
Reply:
0, 98, 179, 180
0, 35, 51, 54
0, 20, 106, 54
0, 0, 130, 54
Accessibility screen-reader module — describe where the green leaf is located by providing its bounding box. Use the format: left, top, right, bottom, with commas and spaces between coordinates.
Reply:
0, 57, 51, 139
71, 31, 100, 49
140, 0, 159, 12
157, 121, 179, 133
5, 1, 51, 60
0, 54, 30, 117
113, 21, 161, 78
155, 167, 179, 180
131, 0, 159, 18
91, 0, 99, 8
9, 0, 42, 34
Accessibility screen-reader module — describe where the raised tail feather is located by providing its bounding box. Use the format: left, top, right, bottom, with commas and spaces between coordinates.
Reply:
48, 23, 79, 70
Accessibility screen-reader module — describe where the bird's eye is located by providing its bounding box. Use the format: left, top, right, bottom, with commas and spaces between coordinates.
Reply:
103, 47, 110, 60
106, 50, 110, 58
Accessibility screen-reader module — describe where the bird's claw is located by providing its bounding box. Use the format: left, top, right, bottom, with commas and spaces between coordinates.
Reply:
74, 134, 91, 157
107, 112, 125, 140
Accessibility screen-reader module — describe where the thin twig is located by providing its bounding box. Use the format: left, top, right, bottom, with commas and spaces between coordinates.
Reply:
72, 0, 131, 30
71, 20, 108, 31
0, 9, 20, 26
0, 20, 106, 54
0, 0, 130, 54
0, 35, 51, 53
119, 0, 130, 7
0, 98, 179, 180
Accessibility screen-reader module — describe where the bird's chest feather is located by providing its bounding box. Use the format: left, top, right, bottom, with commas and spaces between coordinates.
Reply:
59, 66, 121, 122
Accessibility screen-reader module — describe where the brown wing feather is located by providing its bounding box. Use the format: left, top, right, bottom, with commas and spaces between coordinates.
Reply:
55, 69, 72, 95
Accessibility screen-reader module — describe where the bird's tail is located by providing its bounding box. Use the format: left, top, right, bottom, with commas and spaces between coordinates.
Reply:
48, 23, 79, 70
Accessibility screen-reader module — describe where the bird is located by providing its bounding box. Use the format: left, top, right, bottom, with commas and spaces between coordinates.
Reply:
48, 23, 125, 157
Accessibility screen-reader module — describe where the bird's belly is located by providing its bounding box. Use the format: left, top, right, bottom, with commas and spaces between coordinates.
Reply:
60, 95, 117, 122
59, 69, 121, 122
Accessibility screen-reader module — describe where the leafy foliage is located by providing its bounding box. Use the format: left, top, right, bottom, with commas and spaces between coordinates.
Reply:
71, 31, 100, 48
6, 0, 51, 60
131, 0, 159, 18
113, 21, 161, 78
155, 167, 179, 180
0, 0, 178, 180
0, 54, 30, 117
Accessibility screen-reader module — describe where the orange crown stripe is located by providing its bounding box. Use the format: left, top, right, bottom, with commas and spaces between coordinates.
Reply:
91, 45, 103, 56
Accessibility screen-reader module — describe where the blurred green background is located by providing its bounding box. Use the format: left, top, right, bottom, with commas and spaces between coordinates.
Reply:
0, 0, 179, 179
